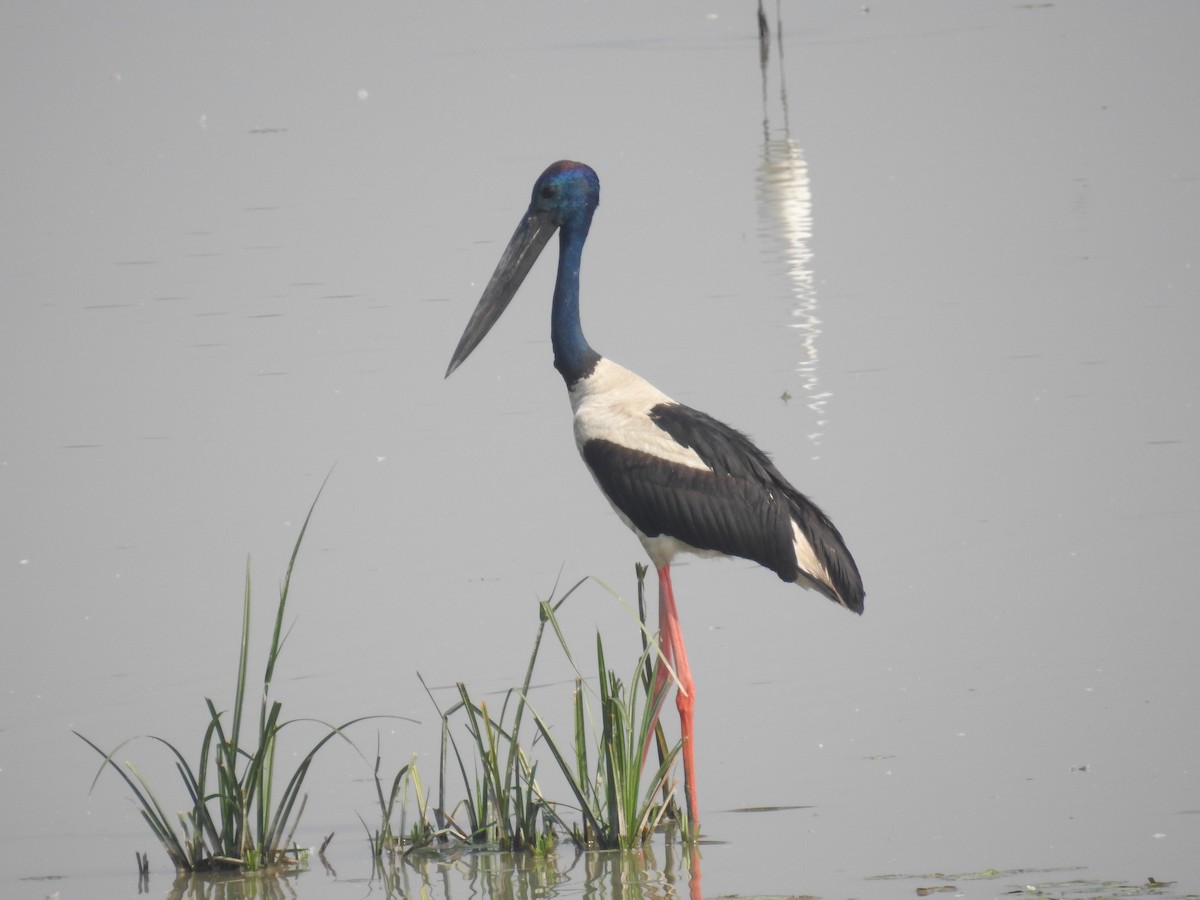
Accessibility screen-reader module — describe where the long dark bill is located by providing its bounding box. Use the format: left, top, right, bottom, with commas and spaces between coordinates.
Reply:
445, 209, 558, 377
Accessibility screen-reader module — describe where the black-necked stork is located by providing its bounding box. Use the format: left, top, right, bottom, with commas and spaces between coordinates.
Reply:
445, 160, 864, 828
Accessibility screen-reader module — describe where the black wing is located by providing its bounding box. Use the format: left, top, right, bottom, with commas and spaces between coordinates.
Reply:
582, 402, 864, 613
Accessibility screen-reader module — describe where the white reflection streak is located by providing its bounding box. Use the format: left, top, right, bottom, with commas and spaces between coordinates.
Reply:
756, 6, 829, 454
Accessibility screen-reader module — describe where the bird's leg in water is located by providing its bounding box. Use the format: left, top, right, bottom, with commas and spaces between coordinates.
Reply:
655, 564, 698, 829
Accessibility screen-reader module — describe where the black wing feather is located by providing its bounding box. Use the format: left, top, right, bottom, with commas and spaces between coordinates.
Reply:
581, 402, 864, 613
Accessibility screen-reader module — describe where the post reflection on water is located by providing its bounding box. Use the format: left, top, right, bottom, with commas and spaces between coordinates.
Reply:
755, 3, 830, 455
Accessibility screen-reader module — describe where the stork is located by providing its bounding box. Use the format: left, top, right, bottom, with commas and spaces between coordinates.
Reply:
445, 160, 864, 829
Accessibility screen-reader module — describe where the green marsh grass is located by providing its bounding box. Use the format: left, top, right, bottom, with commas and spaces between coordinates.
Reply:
386, 567, 685, 854
363, 750, 441, 858
77, 481, 393, 873
529, 607, 684, 846
533, 564, 689, 847
78, 476, 690, 870
414, 577, 587, 851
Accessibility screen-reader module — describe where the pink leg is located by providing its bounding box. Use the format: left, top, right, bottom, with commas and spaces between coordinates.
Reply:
657, 564, 699, 829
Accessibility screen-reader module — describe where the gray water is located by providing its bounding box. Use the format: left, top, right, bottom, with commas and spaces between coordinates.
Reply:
2, 2, 1197, 898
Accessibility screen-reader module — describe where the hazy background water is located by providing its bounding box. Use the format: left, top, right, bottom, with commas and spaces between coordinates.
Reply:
2, 2, 1197, 898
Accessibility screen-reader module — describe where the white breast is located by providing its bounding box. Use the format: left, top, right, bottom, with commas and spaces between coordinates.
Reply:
567, 358, 709, 472
566, 358, 727, 568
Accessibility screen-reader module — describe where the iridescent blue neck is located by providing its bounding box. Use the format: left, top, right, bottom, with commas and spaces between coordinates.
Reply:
551, 223, 600, 385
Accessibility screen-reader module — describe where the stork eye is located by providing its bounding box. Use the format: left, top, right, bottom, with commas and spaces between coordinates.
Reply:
539, 185, 557, 200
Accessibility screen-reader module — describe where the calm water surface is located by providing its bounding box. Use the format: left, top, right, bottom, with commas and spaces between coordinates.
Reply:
2, 2, 1197, 898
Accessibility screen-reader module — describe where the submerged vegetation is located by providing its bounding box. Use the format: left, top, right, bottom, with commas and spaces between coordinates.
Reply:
79, 487, 689, 878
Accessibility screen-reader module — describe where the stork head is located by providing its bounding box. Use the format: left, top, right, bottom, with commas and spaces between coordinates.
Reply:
529, 160, 600, 227
445, 161, 599, 377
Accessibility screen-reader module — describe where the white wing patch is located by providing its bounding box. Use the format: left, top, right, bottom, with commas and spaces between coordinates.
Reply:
791, 520, 833, 590
568, 358, 710, 472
